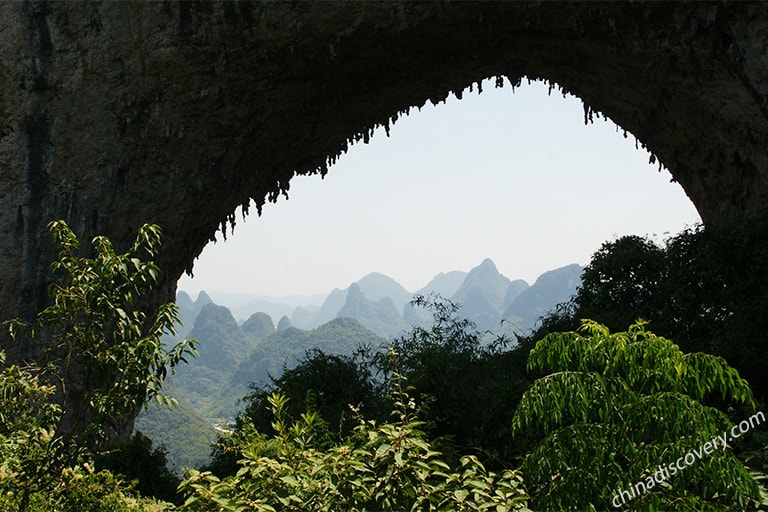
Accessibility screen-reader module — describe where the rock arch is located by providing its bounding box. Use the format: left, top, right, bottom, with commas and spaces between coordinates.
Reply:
1, 1, 768, 411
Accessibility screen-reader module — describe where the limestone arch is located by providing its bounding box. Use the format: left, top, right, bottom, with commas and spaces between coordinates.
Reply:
180, 78, 702, 297
2, 1, 768, 357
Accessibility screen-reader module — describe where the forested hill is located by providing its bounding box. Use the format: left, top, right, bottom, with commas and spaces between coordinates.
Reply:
231, 316, 388, 388
135, 308, 386, 469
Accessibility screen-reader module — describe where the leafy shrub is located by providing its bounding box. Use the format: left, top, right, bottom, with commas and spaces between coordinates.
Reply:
0, 351, 70, 511
181, 380, 529, 511
0, 351, 171, 512
20, 463, 170, 512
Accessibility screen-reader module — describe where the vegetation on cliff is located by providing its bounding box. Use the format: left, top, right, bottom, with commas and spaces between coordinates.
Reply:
1, 221, 195, 510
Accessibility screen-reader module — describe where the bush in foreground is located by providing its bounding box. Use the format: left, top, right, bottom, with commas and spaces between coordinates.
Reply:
181, 379, 529, 511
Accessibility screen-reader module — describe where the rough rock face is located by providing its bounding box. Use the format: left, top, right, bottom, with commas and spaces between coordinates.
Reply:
2, 1, 768, 435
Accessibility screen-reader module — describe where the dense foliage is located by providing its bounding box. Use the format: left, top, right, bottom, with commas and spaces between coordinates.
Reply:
384, 295, 532, 467
533, 209, 768, 401
181, 382, 529, 511
513, 320, 761, 510
1, 221, 194, 509
95, 431, 182, 504
210, 291, 766, 510
242, 348, 386, 439
0, 350, 169, 512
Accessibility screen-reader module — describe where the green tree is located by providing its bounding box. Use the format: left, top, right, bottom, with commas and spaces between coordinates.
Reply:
512, 320, 762, 510
662, 217, 768, 400
242, 347, 385, 440
1, 221, 195, 510
6, 220, 197, 443
570, 235, 666, 331
383, 294, 532, 468
532, 210, 768, 401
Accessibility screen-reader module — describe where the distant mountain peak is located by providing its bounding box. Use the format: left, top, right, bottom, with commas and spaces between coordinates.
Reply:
354, 273, 412, 312
464, 259, 505, 282
277, 316, 293, 331
473, 258, 501, 275
359, 271, 393, 281
451, 259, 512, 331
176, 290, 192, 305
337, 283, 408, 338
417, 270, 468, 299
479, 257, 497, 268
194, 302, 231, 325
196, 290, 214, 306
241, 312, 276, 339
503, 264, 583, 332
184, 303, 255, 371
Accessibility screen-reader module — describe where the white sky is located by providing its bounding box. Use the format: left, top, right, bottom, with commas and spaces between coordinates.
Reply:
178, 79, 701, 298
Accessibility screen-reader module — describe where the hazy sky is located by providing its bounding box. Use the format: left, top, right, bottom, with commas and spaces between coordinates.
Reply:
178, 79, 701, 298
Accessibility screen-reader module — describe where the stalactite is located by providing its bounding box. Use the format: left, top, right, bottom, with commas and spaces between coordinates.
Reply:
507, 75, 522, 93
615, 125, 629, 139
218, 219, 229, 241
317, 161, 329, 178
583, 103, 593, 124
